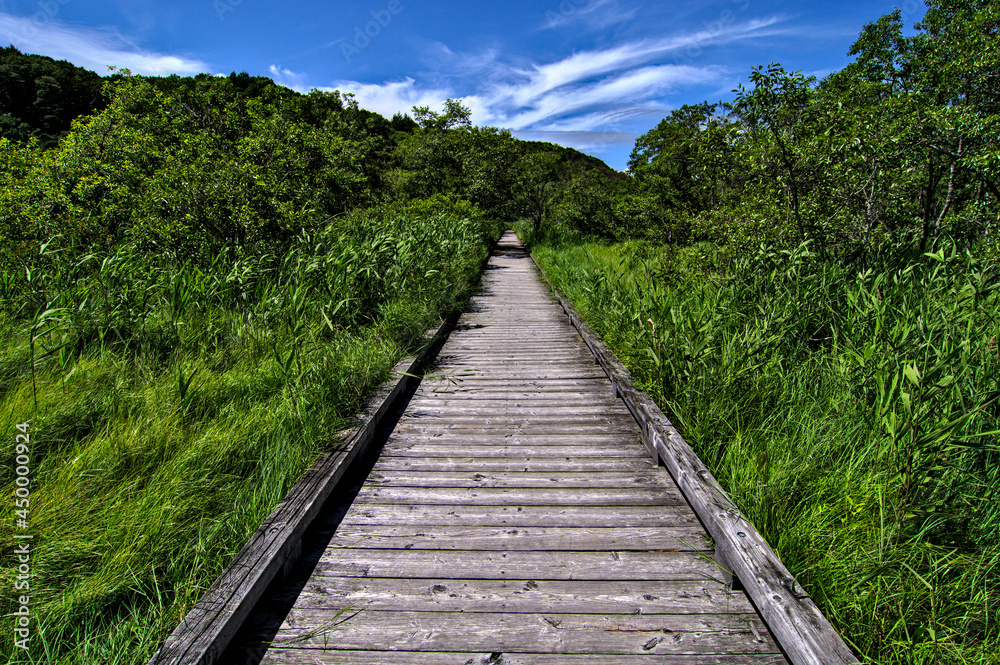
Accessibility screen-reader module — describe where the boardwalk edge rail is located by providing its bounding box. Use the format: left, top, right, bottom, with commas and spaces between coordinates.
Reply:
529, 252, 859, 665
147, 317, 454, 665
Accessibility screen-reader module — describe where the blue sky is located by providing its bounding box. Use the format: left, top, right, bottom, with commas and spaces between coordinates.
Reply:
0, 0, 925, 170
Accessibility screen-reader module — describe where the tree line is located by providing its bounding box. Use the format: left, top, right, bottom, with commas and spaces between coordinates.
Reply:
612, 0, 999, 257
0, 50, 616, 287
3, 0, 997, 280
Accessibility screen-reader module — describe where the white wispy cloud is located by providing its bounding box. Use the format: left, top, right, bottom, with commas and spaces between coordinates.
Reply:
269, 15, 788, 161
533, 106, 666, 133
500, 64, 719, 129
542, 0, 636, 30
332, 78, 456, 119
483, 16, 784, 113
0, 12, 207, 75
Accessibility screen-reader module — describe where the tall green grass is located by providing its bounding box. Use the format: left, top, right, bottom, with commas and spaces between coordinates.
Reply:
0, 208, 502, 664
522, 224, 999, 663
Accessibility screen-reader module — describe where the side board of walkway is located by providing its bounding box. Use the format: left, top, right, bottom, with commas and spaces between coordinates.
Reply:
530, 254, 859, 665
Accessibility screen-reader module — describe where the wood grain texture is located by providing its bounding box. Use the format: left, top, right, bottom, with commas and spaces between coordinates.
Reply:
338, 504, 696, 527
387, 425, 642, 440
285, 578, 756, 614
370, 457, 656, 473
325, 525, 711, 551
264, 611, 778, 655
255, 652, 787, 665
380, 444, 646, 458
363, 470, 673, 488
312, 549, 727, 581
351, 486, 686, 506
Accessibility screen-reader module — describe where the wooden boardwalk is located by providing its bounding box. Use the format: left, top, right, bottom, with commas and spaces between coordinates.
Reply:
244, 232, 787, 664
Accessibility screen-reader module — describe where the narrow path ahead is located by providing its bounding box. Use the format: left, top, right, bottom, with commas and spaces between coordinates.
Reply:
246, 232, 786, 663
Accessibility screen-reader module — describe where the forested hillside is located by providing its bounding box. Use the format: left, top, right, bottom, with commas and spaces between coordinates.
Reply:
0, 46, 107, 148
0, 0, 997, 662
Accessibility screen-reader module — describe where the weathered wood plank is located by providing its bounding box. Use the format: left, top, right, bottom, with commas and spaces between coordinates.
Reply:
352, 486, 686, 506
380, 444, 646, 458
401, 407, 633, 418
393, 423, 639, 435
364, 470, 673, 489
407, 400, 628, 410
371, 457, 656, 473
428, 373, 611, 382
325, 525, 711, 551
447, 344, 588, 351
285, 578, 754, 615
437, 351, 586, 358
389, 424, 645, 440
314, 549, 727, 581
412, 393, 615, 402
339, 504, 696, 528
391, 422, 635, 433
256, 651, 788, 665
265, 611, 778, 655
419, 380, 612, 390
436, 358, 590, 365
418, 387, 611, 396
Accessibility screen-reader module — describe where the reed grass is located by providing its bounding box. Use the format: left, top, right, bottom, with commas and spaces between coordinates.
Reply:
0, 209, 502, 663
521, 223, 999, 663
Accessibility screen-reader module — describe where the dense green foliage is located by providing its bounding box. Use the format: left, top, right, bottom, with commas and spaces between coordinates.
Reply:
0, 61, 611, 270
519, 1, 1000, 662
0, 46, 107, 148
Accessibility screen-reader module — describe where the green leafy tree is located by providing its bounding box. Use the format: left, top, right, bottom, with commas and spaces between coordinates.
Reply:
393, 99, 473, 200
517, 151, 565, 234
629, 103, 732, 215
732, 64, 818, 241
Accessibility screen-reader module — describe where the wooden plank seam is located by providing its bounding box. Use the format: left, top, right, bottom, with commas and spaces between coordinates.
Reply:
529, 251, 859, 665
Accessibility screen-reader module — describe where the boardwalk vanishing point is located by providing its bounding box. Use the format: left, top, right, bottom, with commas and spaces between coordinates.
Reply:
153, 232, 857, 664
